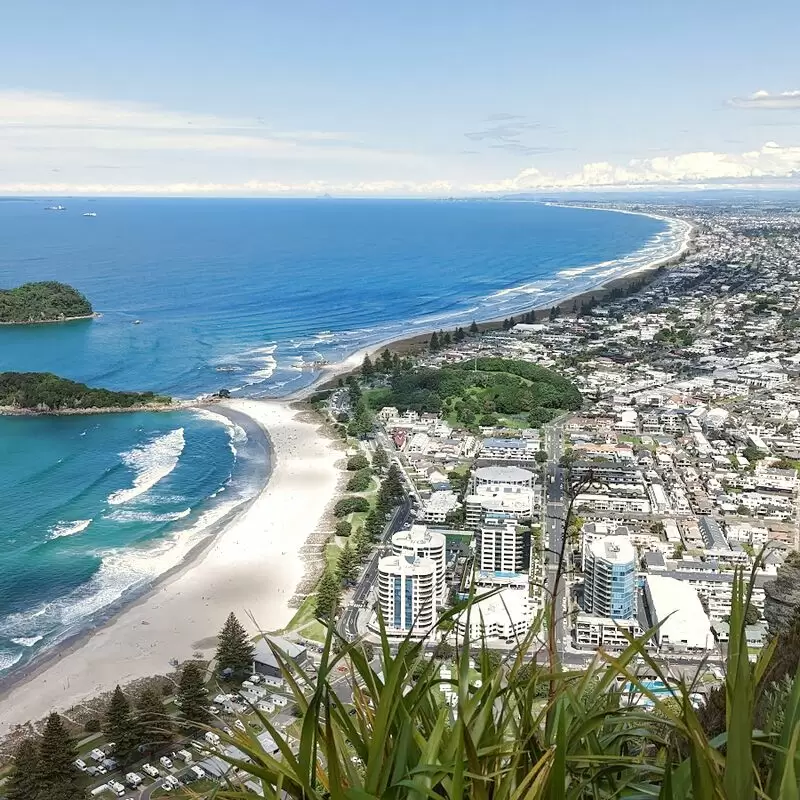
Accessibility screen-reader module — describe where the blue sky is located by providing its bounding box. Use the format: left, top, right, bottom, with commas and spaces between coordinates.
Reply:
1, 0, 799, 195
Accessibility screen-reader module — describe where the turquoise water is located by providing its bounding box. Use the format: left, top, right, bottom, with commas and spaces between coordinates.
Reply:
0, 198, 679, 675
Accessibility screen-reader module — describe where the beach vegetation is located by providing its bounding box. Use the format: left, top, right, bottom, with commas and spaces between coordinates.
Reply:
314, 567, 341, 620
0, 281, 92, 324
135, 686, 173, 756
347, 398, 374, 439
360, 354, 374, 379
346, 468, 373, 492
429, 330, 440, 351
103, 685, 137, 763
83, 717, 101, 733
176, 661, 211, 728
215, 612, 256, 679
0, 372, 171, 411
364, 507, 383, 541
333, 496, 370, 517
34, 713, 84, 800
346, 453, 370, 471
469, 319, 479, 334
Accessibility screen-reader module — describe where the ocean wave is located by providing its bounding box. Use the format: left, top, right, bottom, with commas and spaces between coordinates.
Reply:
192, 408, 248, 455
107, 508, 191, 523
0, 651, 22, 671
107, 428, 185, 505
48, 519, 92, 539
10, 635, 43, 647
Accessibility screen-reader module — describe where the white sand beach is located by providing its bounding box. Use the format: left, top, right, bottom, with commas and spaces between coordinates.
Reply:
0, 399, 340, 734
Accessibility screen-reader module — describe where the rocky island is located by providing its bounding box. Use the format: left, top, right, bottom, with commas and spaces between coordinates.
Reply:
0, 281, 94, 324
0, 372, 172, 414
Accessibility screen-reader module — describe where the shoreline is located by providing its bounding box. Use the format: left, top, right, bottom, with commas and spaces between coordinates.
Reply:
0, 312, 100, 326
0, 398, 342, 735
288, 207, 697, 398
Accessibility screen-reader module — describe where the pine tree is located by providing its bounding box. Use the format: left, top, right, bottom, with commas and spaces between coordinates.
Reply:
361, 354, 374, 378
365, 508, 383, 541
372, 444, 389, 472
135, 687, 173, 756
103, 685, 136, 762
177, 661, 210, 728
352, 526, 371, 560
315, 567, 341, 620
347, 377, 362, 408
441, 331, 452, 346
215, 612, 256, 678
379, 348, 394, 373
35, 713, 83, 800
429, 331, 440, 351
508, 316, 516, 328
384, 463, 404, 502
337, 539, 359, 586
469, 320, 479, 334
6, 738, 39, 800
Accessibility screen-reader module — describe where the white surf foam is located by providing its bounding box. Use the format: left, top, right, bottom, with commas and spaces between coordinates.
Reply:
11, 635, 44, 647
192, 408, 248, 455
107, 508, 191, 523
48, 519, 92, 539
0, 651, 22, 671
107, 428, 185, 506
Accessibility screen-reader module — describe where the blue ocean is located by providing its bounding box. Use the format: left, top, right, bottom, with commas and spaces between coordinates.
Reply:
0, 198, 679, 674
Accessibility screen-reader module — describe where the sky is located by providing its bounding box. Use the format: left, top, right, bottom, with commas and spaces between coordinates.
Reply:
1, 0, 799, 196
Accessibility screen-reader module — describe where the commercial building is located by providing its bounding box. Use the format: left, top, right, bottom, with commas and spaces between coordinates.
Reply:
644, 575, 713, 652
377, 554, 437, 638
574, 614, 641, 650
464, 465, 537, 528
583, 535, 636, 620
476, 437, 542, 467
392, 525, 447, 603
477, 513, 528, 573
418, 490, 460, 524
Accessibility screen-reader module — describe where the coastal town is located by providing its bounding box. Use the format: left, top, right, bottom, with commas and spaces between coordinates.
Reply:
4, 198, 800, 797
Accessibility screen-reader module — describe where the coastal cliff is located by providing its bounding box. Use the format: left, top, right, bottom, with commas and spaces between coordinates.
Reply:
0, 281, 94, 324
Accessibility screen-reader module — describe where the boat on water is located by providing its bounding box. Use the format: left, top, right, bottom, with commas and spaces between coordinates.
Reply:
82, 212, 97, 217
45, 205, 66, 211
133, 320, 142, 325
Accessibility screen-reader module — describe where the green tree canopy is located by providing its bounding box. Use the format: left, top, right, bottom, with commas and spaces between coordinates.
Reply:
372, 444, 389, 472
5, 738, 40, 800
337, 540, 360, 586
315, 567, 341, 620
215, 612, 256, 678
135, 687, 173, 756
103, 685, 137, 762
177, 661, 211, 728
35, 713, 84, 800
0, 281, 92, 324
347, 453, 370, 471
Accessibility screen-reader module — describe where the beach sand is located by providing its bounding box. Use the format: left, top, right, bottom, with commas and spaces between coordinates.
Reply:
0, 399, 341, 734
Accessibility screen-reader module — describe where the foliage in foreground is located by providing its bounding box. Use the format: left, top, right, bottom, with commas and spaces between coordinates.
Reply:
169, 569, 800, 799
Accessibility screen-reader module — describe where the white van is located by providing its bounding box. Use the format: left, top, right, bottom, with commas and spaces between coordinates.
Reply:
107, 780, 126, 797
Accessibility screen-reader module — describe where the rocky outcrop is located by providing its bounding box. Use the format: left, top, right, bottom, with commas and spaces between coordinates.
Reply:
764, 551, 800, 635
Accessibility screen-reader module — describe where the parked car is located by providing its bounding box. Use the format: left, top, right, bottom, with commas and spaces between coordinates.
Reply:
189, 765, 206, 780
107, 780, 126, 797
74, 758, 87, 771
163, 775, 181, 789
141, 763, 160, 778
89, 748, 106, 762
159, 755, 173, 769
124, 772, 143, 788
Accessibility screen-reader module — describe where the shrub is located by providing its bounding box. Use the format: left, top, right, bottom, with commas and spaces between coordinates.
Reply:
84, 718, 102, 733
346, 469, 372, 492
333, 496, 370, 517
346, 454, 370, 471
335, 520, 352, 537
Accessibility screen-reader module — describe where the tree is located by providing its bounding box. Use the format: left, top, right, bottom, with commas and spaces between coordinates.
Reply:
215, 612, 256, 678
453, 327, 465, 343
103, 685, 136, 762
347, 453, 370, 471
135, 687, 173, 756
347, 398, 373, 439
429, 331, 440, 352
535, 450, 547, 464
361, 354, 374, 379
379, 348, 394, 373
372, 444, 389, 472
335, 520, 352, 537
315, 568, 341, 620
6, 738, 39, 800
433, 640, 455, 661
177, 661, 211, 727
35, 713, 83, 800
346, 470, 372, 492
365, 508, 383, 541
549, 305, 560, 321
352, 526, 371, 559
334, 496, 370, 517
347, 378, 362, 408
383, 463, 404, 502
337, 540, 360, 586
469, 320, 479, 334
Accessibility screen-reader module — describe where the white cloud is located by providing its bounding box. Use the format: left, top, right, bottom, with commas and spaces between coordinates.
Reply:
468, 142, 800, 192
728, 89, 800, 109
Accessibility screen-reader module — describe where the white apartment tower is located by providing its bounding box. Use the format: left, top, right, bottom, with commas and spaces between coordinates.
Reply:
478, 513, 527, 573
392, 525, 447, 603
377, 554, 436, 637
